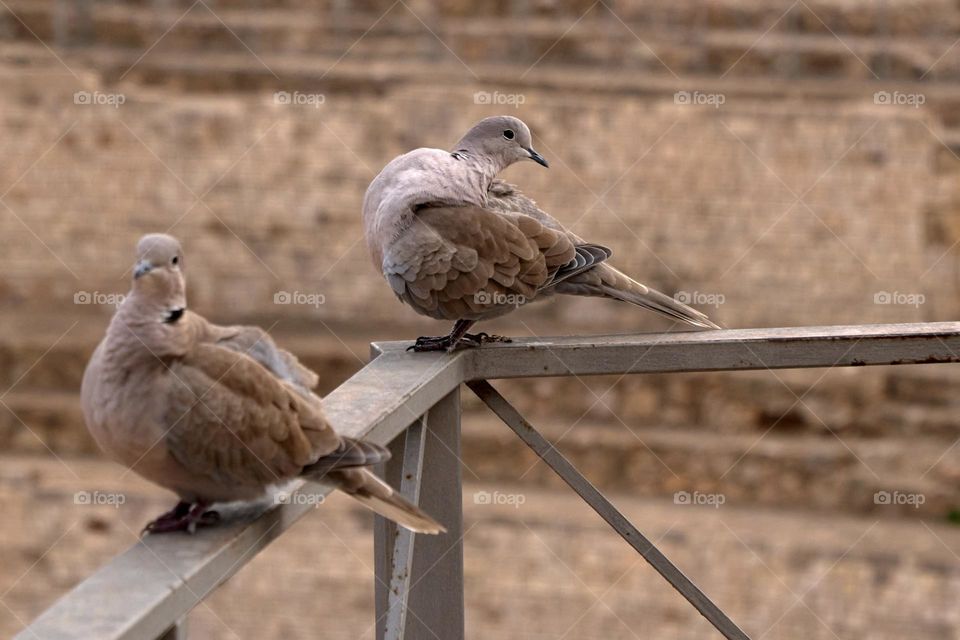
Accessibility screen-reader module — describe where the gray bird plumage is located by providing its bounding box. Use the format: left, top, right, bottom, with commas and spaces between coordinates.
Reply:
81, 233, 444, 534
363, 116, 719, 351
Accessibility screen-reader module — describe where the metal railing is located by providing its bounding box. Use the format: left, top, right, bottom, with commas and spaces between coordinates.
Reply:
16, 322, 960, 640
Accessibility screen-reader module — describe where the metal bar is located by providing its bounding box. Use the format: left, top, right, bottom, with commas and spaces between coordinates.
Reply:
16, 350, 468, 640
376, 416, 429, 640
385, 419, 425, 639
373, 322, 960, 380
467, 380, 752, 640
397, 389, 465, 639
24, 322, 960, 639
376, 390, 465, 640
156, 617, 187, 640
374, 427, 406, 640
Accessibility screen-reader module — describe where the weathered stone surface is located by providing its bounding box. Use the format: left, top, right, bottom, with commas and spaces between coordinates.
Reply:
0, 78, 944, 331
3, 4, 960, 634
3, 455, 960, 640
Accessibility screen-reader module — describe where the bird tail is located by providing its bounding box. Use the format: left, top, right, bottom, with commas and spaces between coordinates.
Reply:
327, 468, 446, 535
563, 264, 721, 330
302, 437, 445, 534
301, 437, 391, 475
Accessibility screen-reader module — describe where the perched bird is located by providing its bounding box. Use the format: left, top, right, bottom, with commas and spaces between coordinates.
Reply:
81, 234, 444, 534
363, 115, 720, 351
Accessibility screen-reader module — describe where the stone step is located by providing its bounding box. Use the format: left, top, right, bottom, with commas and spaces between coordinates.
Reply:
464, 366, 960, 440
4, 453, 960, 639
0, 335, 93, 395
8, 40, 959, 127
0, 390, 94, 455
4, 319, 960, 442
884, 365, 960, 406
856, 402, 960, 439
460, 411, 960, 518
3, 380, 957, 517
0, 314, 372, 394
3, 1, 960, 80
11, 0, 959, 38
5, 35, 960, 123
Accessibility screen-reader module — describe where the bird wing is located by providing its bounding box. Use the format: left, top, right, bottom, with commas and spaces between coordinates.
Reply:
198, 319, 320, 394
486, 179, 578, 237
382, 204, 582, 319
162, 343, 340, 488
486, 179, 718, 328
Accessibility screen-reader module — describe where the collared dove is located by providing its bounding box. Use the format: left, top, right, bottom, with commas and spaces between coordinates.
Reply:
363, 115, 720, 351
81, 234, 444, 534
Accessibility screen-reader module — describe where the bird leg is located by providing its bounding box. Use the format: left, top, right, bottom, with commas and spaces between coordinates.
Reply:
408, 319, 475, 352
142, 500, 220, 535
409, 320, 512, 352
143, 500, 191, 532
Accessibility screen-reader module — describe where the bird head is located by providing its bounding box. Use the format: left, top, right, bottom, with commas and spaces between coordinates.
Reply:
453, 116, 548, 170
130, 233, 187, 319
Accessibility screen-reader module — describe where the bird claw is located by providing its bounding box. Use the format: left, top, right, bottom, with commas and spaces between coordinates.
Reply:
463, 332, 512, 346
407, 332, 512, 352
407, 336, 454, 352
142, 502, 219, 535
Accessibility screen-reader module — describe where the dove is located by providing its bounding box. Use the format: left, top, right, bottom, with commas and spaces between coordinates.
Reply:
363, 115, 720, 351
80, 233, 444, 534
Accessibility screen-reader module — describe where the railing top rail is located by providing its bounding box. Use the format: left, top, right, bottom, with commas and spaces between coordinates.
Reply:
18, 321, 960, 639
16, 347, 466, 640
373, 322, 960, 379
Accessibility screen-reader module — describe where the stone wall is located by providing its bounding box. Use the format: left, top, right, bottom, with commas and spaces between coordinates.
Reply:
3, 0, 960, 519
0, 71, 951, 336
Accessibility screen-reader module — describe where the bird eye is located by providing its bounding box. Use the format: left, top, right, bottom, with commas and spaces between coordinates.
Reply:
171, 256, 179, 266
502, 130, 515, 140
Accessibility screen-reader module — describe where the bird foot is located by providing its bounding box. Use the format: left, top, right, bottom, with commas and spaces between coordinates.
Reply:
462, 332, 512, 347
407, 335, 457, 352
407, 332, 512, 352
142, 501, 220, 535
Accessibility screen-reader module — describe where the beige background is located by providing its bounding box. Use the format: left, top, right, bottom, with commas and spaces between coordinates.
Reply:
3, 0, 960, 638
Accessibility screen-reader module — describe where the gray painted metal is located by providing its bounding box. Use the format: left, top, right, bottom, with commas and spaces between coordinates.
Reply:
375, 430, 408, 640
20, 322, 960, 639
16, 349, 466, 640
376, 390, 465, 640
383, 416, 427, 638
157, 618, 188, 640
467, 379, 752, 640
373, 322, 960, 379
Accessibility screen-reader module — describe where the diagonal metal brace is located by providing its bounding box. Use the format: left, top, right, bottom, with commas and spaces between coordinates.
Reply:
466, 380, 751, 640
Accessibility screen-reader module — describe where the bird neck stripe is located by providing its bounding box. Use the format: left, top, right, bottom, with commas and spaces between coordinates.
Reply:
163, 307, 185, 324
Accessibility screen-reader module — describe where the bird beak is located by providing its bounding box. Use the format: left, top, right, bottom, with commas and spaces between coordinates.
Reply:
526, 147, 549, 168
133, 260, 152, 279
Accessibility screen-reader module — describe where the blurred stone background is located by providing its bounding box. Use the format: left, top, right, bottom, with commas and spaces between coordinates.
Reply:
2, 0, 960, 638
